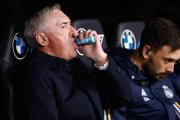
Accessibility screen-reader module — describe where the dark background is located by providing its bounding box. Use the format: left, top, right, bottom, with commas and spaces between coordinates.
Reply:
0, 0, 180, 47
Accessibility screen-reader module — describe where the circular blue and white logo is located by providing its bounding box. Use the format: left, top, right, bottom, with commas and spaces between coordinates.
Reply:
77, 28, 86, 34
162, 85, 174, 98
120, 29, 136, 50
12, 32, 29, 60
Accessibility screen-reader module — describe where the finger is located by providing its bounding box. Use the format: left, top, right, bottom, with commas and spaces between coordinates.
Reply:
85, 29, 92, 38
87, 30, 97, 37
78, 32, 85, 40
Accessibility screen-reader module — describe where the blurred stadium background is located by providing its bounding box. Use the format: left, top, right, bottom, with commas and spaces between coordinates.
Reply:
0, 0, 180, 47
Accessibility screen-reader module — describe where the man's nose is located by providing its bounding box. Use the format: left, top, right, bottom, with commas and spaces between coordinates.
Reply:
166, 63, 174, 73
70, 26, 78, 35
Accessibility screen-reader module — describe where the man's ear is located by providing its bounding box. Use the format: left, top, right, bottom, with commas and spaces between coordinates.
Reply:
35, 33, 49, 46
142, 45, 152, 59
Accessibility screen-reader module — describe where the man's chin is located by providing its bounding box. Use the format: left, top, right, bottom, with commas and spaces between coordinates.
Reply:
70, 51, 78, 59
156, 75, 167, 80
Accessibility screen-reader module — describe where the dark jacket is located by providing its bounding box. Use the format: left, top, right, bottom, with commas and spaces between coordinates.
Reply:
169, 63, 180, 97
22, 49, 132, 120
106, 47, 180, 120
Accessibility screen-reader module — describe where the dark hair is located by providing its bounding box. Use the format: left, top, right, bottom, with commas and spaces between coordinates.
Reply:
139, 17, 180, 52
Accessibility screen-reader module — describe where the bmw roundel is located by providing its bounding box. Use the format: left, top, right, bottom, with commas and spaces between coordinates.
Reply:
77, 28, 86, 34
120, 29, 136, 50
12, 32, 29, 60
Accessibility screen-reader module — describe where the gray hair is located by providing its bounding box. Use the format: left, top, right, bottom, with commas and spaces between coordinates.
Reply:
24, 3, 61, 48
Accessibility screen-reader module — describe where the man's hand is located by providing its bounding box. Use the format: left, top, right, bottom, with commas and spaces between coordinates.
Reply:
77, 29, 108, 66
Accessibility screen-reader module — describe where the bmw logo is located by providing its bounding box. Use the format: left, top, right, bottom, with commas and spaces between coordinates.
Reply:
120, 29, 136, 50
12, 32, 29, 60
77, 28, 86, 34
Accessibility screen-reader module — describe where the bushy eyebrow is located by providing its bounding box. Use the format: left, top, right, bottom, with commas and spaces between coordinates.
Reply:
162, 57, 177, 62
59, 21, 71, 26
60, 22, 68, 25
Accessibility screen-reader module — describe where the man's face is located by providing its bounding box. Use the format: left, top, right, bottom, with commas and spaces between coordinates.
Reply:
143, 45, 180, 80
42, 8, 79, 60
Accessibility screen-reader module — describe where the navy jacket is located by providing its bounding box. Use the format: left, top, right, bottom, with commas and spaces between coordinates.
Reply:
22, 49, 132, 120
106, 48, 180, 120
169, 64, 180, 97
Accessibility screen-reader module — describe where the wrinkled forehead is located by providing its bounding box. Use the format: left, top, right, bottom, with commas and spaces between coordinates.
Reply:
155, 46, 180, 61
171, 49, 180, 61
39, 8, 70, 32
46, 8, 70, 23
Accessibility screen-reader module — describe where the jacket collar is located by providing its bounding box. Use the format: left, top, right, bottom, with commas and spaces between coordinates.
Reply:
109, 48, 148, 81
31, 49, 77, 72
